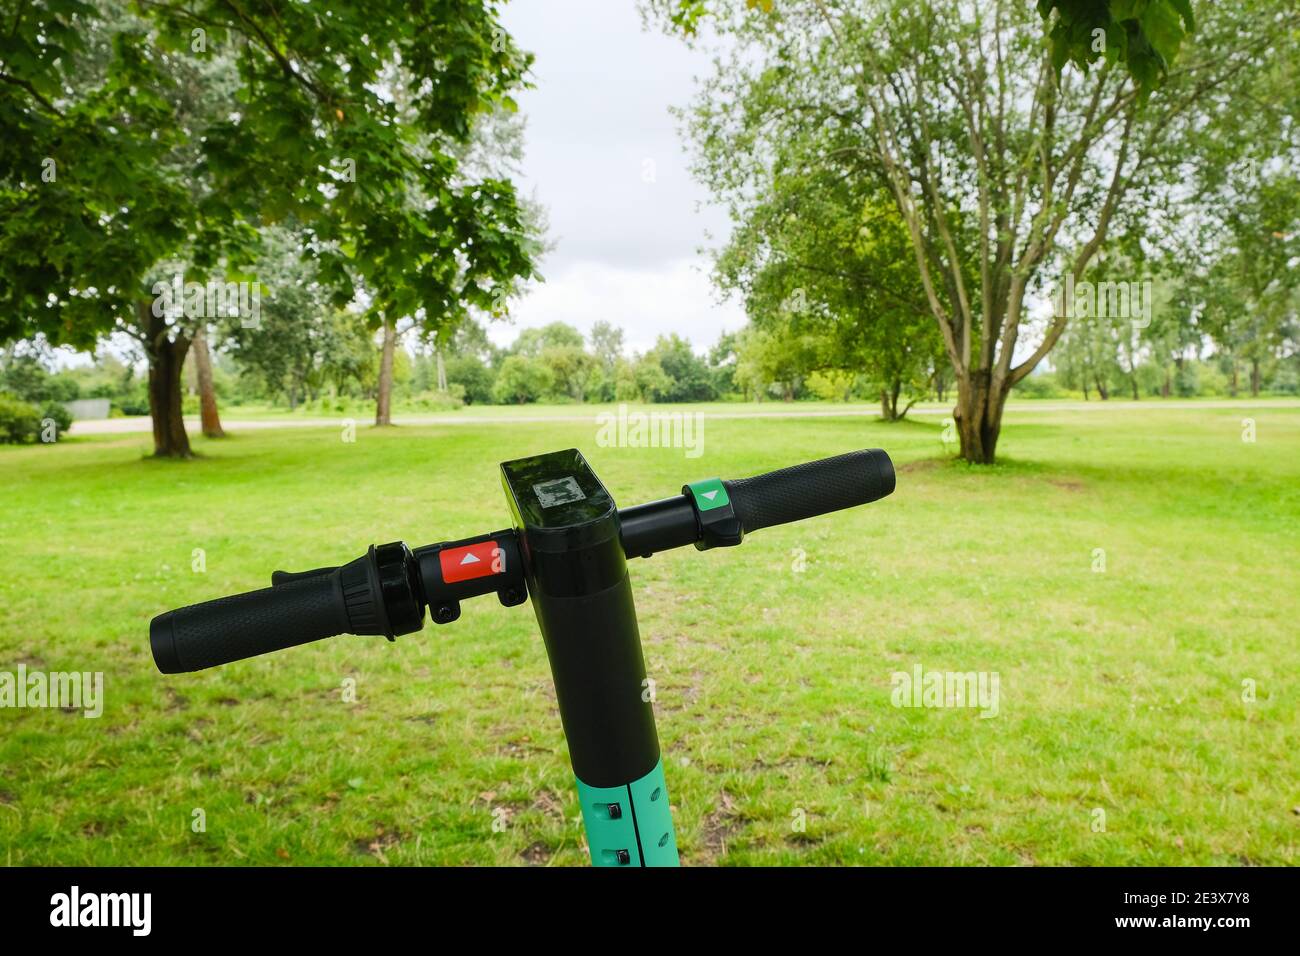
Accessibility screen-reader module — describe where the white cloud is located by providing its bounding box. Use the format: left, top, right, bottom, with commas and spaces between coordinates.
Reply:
490, 1, 742, 356
488, 258, 746, 355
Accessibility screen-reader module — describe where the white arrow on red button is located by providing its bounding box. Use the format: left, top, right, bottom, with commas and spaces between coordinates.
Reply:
439, 541, 504, 584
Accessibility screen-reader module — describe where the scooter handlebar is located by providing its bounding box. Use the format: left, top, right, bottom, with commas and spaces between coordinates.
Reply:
148, 450, 896, 674
620, 448, 896, 557
724, 448, 895, 534
150, 574, 350, 674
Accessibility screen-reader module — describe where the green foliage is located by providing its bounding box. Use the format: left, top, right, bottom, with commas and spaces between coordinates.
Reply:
1011, 372, 1066, 399
222, 229, 375, 408
651, 0, 1291, 459
406, 387, 465, 412
539, 345, 600, 401
0, 349, 79, 403
662, 0, 1196, 97
645, 335, 719, 402
733, 325, 822, 401
444, 355, 495, 405
0, 393, 43, 444
614, 354, 674, 402
510, 322, 587, 358
1, 0, 540, 450
805, 369, 860, 402
40, 400, 74, 436
492, 354, 554, 404
1038, 0, 1195, 98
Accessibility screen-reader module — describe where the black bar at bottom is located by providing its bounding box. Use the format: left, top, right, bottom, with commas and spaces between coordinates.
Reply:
2, 866, 1283, 941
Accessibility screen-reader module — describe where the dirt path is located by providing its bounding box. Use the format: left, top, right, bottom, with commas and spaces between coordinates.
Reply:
67, 399, 1300, 435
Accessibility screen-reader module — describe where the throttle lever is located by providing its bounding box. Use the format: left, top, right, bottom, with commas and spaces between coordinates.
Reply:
271, 566, 338, 586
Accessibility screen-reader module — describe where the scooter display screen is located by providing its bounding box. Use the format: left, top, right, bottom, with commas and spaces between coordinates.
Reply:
500, 448, 616, 533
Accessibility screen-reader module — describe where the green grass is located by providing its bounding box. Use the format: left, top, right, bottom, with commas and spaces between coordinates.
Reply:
1, 401, 1297, 865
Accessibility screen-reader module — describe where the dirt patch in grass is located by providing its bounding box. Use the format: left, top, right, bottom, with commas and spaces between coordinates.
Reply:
1047, 476, 1087, 492
352, 827, 403, 862
530, 789, 567, 824
698, 790, 743, 860
898, 458, 946, 474
520, 841, 552, 865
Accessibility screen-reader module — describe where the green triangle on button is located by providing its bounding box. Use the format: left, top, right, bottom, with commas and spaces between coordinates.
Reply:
687, 478, 730, 511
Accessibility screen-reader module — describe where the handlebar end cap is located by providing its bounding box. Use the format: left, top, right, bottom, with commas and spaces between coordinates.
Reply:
150, 611, 183, 674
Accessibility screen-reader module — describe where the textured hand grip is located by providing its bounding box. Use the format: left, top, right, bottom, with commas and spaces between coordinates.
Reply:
150, 575, 349, 674
724, 448, 895, 534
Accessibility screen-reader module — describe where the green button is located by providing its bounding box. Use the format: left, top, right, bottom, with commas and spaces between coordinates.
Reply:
687, 478, 730, 511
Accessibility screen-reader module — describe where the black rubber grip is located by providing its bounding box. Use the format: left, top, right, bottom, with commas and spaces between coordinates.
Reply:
150, 575, 350, 674
723, 448, 895, 534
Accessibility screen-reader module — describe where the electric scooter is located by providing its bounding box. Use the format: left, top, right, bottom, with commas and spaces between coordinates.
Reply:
150, 447, 895, 866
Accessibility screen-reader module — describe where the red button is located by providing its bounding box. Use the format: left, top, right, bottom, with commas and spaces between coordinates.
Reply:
439, 541, 505, 583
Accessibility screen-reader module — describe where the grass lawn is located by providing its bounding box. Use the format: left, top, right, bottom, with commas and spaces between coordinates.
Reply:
1, 401, 1297, 865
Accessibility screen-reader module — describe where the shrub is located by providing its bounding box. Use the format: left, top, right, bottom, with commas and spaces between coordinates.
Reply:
492, 355, 553, 404
407, 387, 465, 412
40, 401, 73, 438
0, 393, 42, 444
1013, 372, 1064, 398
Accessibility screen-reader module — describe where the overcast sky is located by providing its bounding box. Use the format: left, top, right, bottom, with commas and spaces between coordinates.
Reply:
494, 0, 744, 355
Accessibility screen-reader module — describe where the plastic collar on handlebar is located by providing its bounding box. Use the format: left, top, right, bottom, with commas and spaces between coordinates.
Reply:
683, 478, 743, 550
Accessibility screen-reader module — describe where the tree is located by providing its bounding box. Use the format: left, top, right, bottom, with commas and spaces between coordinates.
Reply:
223, 229, 373, 409
540, 346, 599, 401
645, 334, 718, 402
589, 321, 626, 372
1192, 174, 1300, 396
712, 140, 947, 420
511, 322, 587, 357
707, 330, 741, 397
653, 0, 1292, 461
732, 324, 822, 401
190, 325, 225, 437
368, 102, 548, 424
492, 355, 553, 404
614, 355, 674, 403
1, 0, 538, 456
588, 320, 626, 401
444, 354, 495, 404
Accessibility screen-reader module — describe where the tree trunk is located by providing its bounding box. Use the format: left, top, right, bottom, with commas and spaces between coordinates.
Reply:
1161, 366, 1171, 398
141, 301, 193, 458
1130, 374, 1139, 401
1094, 373, 1109, 400
435, 348, 447, 392
191, 325, 225, 438
953, 370, 1007, 464
376, 316, 396, 426
880, 378, 904, 421
1250, 358, 1261, 396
